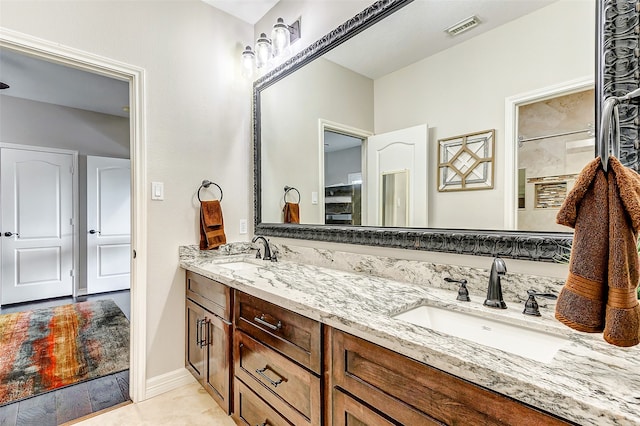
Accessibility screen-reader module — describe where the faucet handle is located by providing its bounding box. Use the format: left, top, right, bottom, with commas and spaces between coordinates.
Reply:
444, 277, 470, 302
255, 248, 262, 259
523, 290, 557, 316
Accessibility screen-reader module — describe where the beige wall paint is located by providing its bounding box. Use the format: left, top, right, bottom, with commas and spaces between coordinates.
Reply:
374, 0, 594, 229
0, 0, 253, 380
261, 57, 373, 224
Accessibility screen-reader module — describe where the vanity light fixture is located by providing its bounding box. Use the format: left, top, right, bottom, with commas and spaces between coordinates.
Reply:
255, 33, 273, 68
445, 15, 481, 36
241, 17, 301, 78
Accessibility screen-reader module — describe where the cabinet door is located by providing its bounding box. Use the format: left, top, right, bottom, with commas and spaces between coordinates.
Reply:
333, 390, 397, 426
186, 299, 205, 381
204, 312, 231, 414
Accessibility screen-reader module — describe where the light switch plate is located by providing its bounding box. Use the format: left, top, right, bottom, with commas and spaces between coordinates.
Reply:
239, 219, 248, 234
151, 182, 164, 200
311, 191, 318, 205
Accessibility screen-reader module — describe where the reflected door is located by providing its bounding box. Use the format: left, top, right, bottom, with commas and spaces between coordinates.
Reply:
86, 155, 131, 294
0, 147, 75, 305
366, 124, 428, 227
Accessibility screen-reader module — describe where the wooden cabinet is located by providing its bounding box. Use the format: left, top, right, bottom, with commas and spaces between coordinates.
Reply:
328, 328, 571, 426
182, 269, 573, 425
185, 271, 232, 414
233, 291, 322, 426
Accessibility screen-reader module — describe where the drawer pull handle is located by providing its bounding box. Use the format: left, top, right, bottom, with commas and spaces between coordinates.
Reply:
255, 366, 285, 388
256, 422, 269, 426
197, 318, 210, 348
196, 319, 203, 347
254, 314, 282, 331
202, 318, 210, 348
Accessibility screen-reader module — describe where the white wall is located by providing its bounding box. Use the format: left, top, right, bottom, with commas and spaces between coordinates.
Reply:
0, 95, 131, 294
0, 0, 253, 381
261, 57, 373, 224
0, 95, 130, 157
374, 0, 594, 229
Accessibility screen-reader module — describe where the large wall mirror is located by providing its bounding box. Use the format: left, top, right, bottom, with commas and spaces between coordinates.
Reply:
254, 0, 639, 262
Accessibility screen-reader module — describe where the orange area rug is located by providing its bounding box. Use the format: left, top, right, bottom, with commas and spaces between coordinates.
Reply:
0, 299, 129, 406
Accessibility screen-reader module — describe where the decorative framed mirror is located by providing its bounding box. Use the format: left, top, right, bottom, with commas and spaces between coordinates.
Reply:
253, 0, 638, 262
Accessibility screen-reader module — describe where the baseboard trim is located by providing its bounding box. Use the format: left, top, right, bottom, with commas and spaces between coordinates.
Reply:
145, 368, 196, 400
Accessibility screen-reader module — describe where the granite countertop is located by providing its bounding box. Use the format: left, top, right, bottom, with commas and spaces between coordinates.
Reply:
179, 245, 640, 425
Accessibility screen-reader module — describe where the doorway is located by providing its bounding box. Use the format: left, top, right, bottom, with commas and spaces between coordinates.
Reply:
504, 76, 595, 231
319, 120, 371, 226
0, 29, 147, 403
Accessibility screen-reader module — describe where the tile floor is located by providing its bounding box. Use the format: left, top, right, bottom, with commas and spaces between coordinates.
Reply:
70, 382, 236, 426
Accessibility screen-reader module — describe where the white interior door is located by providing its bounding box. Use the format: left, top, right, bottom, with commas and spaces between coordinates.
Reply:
1, 147, 75, 305
87, 155, 131, 294
366, 124, 428, 227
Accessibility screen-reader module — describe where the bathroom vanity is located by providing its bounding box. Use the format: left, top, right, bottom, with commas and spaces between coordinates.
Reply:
180, 245, 640, 425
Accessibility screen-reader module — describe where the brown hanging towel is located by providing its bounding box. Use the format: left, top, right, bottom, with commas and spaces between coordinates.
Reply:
199, 200, 226, 250
283, 202, 300, 224
555, 156, 640, 347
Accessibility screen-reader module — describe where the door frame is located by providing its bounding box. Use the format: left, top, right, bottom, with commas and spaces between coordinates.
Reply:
0, 28, 148, 402
0, 143, 79, 299
318, 120, 372, 223
503, 75, 594, 230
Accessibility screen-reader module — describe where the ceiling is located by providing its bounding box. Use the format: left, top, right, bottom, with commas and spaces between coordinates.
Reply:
0, 49, 130, 118
324, 0, 556, 79
201, 0, 279, 24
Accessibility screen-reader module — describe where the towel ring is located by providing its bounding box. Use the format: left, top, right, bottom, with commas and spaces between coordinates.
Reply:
599, 97, 621, 172
597, 87, 640, 171
198, 180, 223, 202
283, 186, 301, 204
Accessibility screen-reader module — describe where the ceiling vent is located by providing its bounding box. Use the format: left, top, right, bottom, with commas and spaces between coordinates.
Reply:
445, 15, 481, 37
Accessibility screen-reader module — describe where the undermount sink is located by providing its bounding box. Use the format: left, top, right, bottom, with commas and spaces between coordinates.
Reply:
215, 261, 263, 271
393, 305, 569, 363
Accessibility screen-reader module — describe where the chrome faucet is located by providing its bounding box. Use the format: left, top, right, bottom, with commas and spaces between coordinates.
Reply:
484, 257, 507, 309
252, 235, 276, 261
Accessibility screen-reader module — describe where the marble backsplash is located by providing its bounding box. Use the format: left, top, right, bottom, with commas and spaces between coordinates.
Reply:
213, 241, 566, 313
274, 244, 565, 310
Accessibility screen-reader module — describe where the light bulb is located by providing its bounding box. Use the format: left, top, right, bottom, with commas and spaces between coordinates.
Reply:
241, 46, 255, 78
255, 33, 272, 68
271, 18, 291, 58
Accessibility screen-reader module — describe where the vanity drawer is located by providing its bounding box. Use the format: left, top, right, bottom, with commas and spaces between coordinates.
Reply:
330, 328, 570, 426
234, 291, 321, 373
186, 271, 231, 320
234, 330, 321, 426
233, 377, 293, 426
332, 388, 433, 426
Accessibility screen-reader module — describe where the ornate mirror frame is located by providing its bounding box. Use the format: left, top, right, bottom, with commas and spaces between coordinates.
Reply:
254, 0, 639, 262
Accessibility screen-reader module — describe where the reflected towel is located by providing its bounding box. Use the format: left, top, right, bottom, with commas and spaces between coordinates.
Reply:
555, 157, 640, 347
199, 200, 226, 250
283, 202, 300, 224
